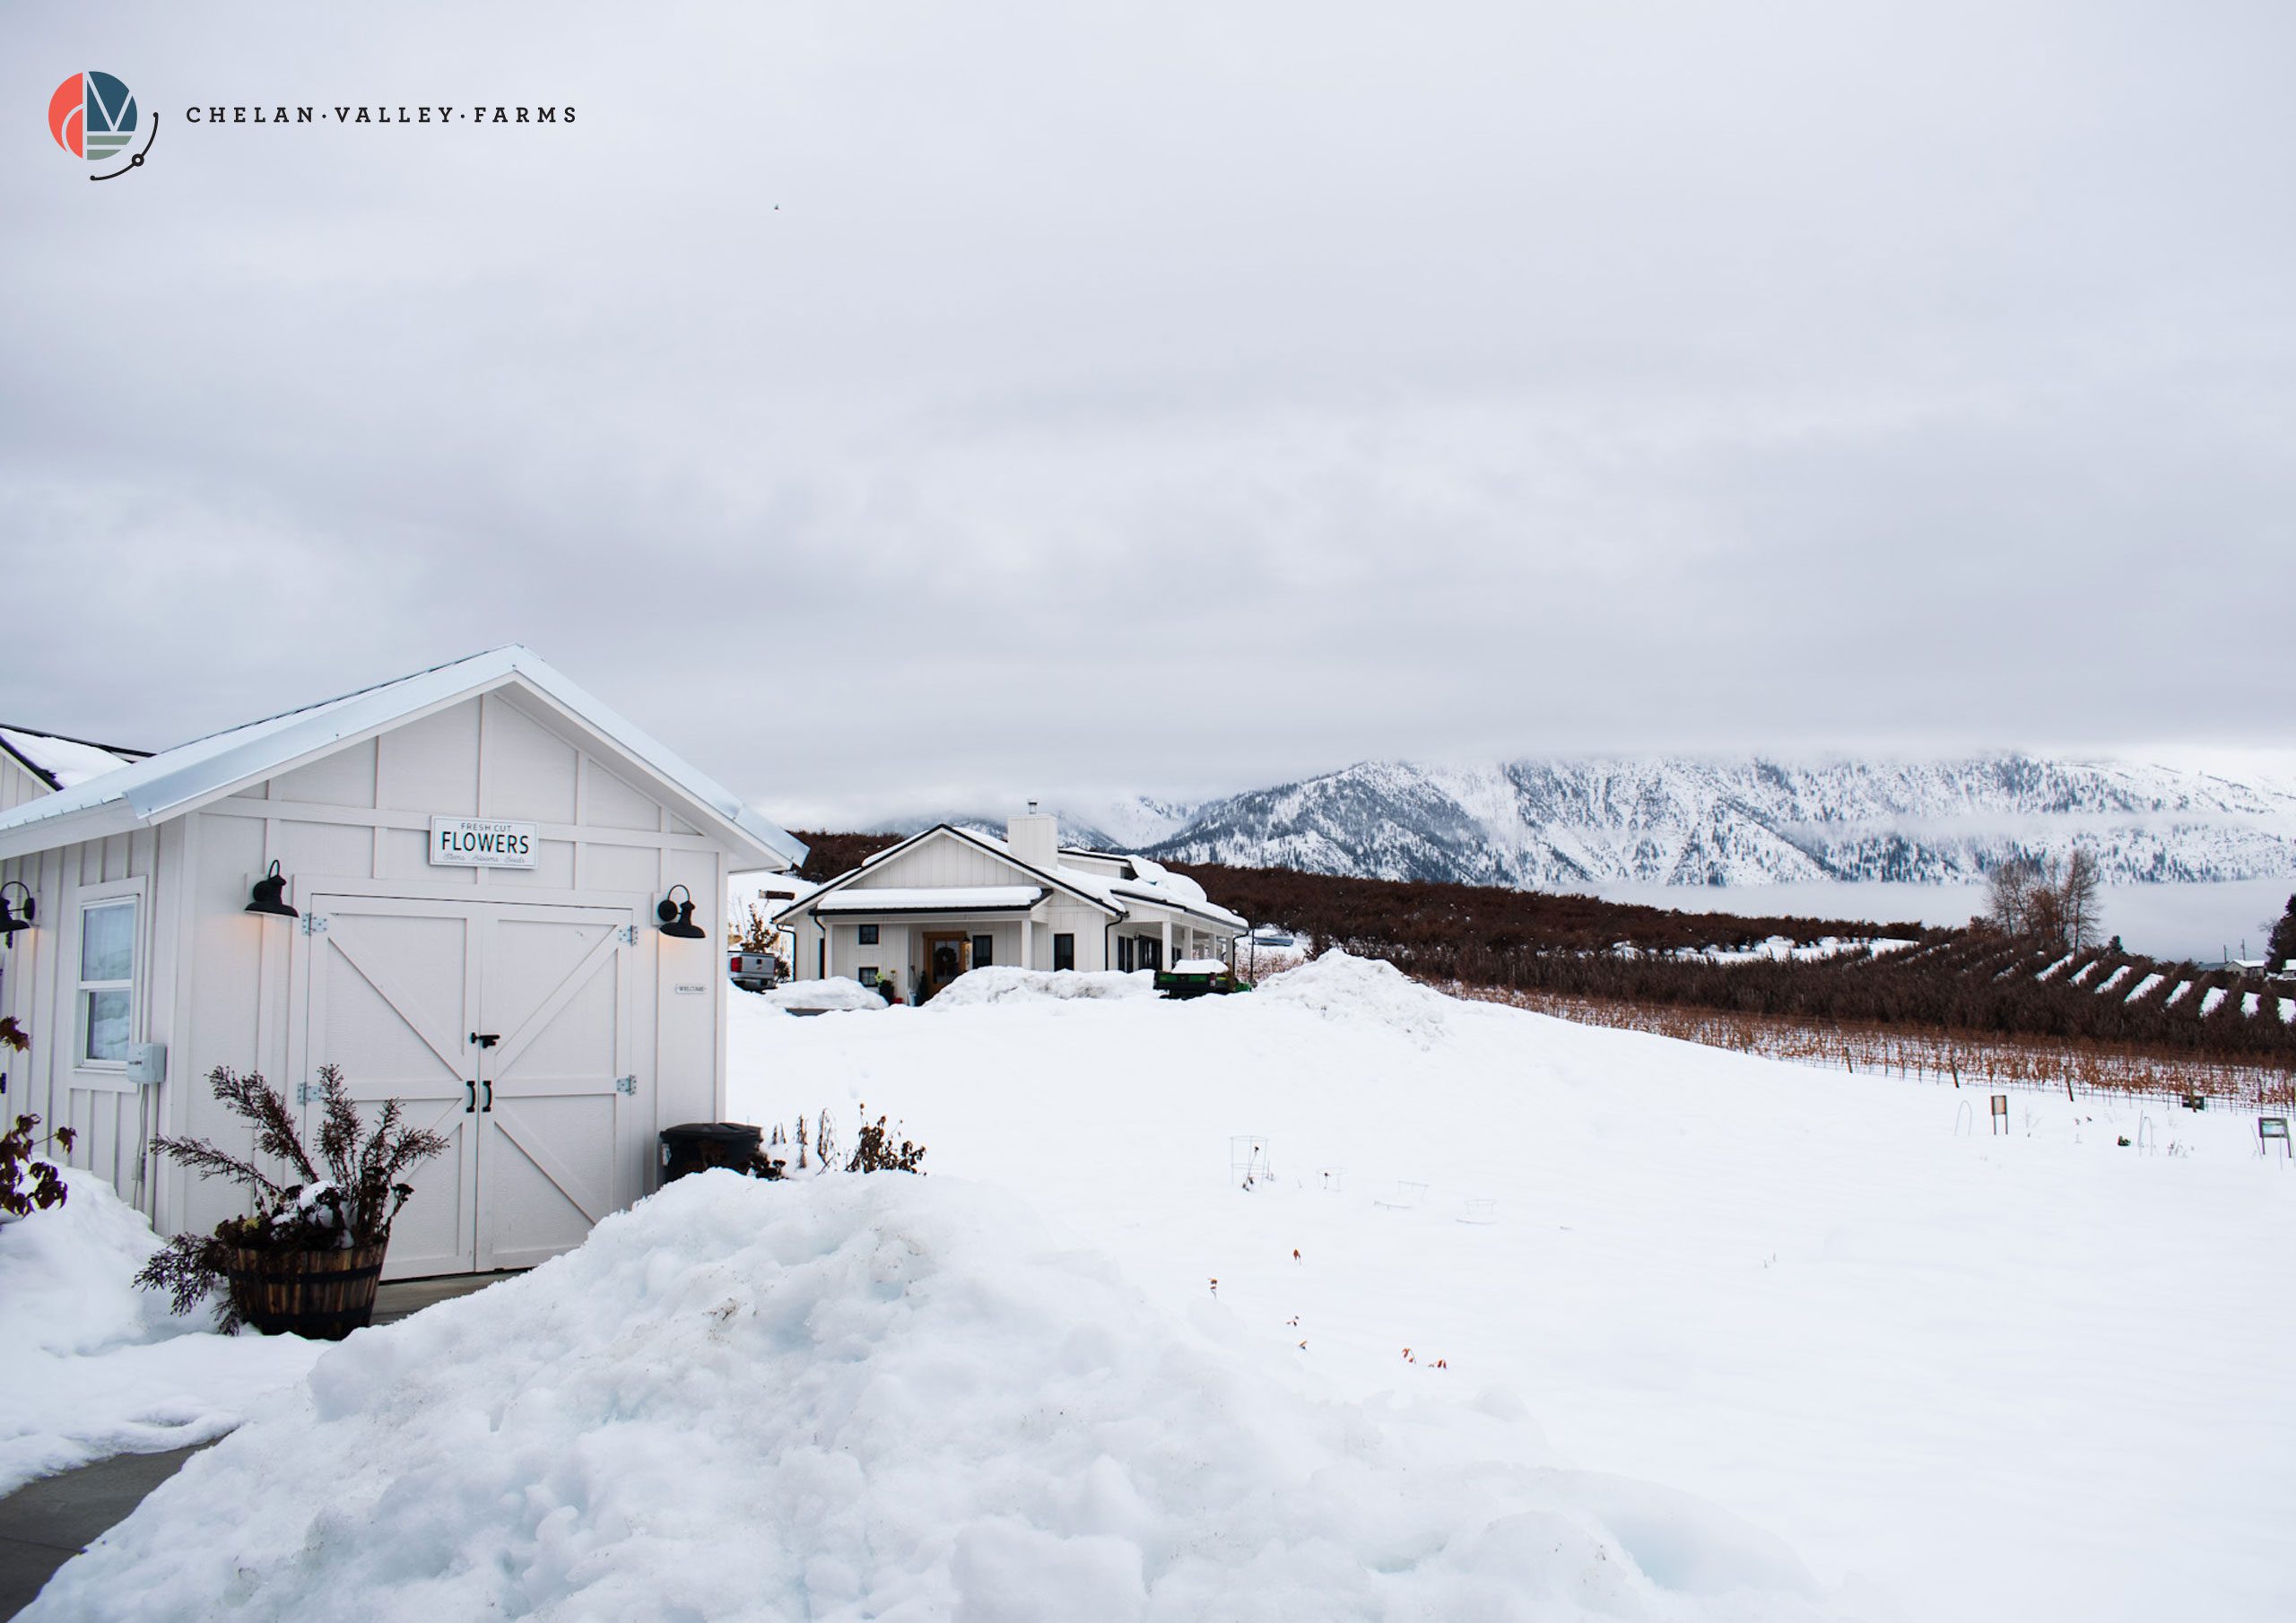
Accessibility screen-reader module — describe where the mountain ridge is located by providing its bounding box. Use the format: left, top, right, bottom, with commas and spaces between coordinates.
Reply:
909, 756, 2296, 889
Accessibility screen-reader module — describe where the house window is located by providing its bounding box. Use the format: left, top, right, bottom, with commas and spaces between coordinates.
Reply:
971, 933, 993, 968
1117, 937, 1134, 972
857, 924, 880, 945
1052, 933, 1074, 972
1138, 936, 1161, 973
858, 967, 879, 987
79, 898, 136, 1065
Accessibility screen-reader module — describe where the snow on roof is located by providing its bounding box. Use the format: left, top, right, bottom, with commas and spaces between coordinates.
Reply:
785, 822, 1244, 931
0, 647, 804, 870
813, 886, 1048, 914
0, 726, 147, 792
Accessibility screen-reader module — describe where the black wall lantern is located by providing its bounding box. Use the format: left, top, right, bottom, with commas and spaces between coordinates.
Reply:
0, 881, 34, 945
245, 860, 300, 920
657, 884, 706, 940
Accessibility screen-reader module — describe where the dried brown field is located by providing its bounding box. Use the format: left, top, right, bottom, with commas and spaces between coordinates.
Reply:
1439, 982, 2296, 1110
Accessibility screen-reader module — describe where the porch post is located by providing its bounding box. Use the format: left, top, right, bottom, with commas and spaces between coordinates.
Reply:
1161, 916, 1172, 968
1020, 907, 1034, 969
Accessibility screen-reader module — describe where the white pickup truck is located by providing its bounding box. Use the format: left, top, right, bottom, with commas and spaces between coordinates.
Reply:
728, 950, 785, 993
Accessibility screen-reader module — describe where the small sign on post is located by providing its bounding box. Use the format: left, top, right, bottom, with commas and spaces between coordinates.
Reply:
1990, 1094, 2009, 1136
2260, 1116, 2291, 1159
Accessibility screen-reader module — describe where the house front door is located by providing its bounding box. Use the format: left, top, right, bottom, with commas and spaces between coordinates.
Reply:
919, 931, 970, 1002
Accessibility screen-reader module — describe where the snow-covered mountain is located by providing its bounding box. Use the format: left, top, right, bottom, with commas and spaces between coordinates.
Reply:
881, 794, 1203, 855
1118, 757, 2296, 887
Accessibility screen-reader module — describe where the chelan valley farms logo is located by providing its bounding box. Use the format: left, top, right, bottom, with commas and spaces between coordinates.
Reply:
44, 72, 578, 184
49, 70, 155, 180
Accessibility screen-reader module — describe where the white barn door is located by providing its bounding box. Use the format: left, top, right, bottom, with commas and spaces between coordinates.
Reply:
299, 898, 483, 1279
472, 904, 633, 1272
299, 895, 638, 1280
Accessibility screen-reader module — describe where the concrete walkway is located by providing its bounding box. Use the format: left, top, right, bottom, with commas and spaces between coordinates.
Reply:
0, 1271, 515, 1617
0, 1444, 213, 1618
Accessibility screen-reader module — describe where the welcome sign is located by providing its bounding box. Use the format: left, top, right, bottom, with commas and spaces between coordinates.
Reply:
429, 816, 539, 868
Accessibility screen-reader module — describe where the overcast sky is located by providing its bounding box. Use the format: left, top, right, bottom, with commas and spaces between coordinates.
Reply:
6, 2, 2292, 827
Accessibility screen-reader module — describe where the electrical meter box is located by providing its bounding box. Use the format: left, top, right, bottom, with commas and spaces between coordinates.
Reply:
126, 1043, 167, 1087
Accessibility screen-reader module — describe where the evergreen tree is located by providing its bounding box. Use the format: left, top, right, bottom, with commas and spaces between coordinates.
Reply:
2267, 894, 2296, 968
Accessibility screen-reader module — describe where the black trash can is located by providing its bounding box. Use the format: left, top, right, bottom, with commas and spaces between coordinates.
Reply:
660, 1121, 766, 1184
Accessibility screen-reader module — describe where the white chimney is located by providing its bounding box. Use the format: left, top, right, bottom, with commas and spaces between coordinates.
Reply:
1006, 808, 1059, 872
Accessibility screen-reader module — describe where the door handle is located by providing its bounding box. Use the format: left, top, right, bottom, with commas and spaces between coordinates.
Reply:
483, 1077, 492, 1113
470, 1032, 500, 1049
465, 1080, 476, 1114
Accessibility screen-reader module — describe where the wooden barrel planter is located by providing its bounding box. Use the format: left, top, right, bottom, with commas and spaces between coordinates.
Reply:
222, 1241, 389, 1340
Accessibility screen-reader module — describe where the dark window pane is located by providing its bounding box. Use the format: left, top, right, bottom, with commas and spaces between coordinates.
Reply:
1052, 933, 1074, 972
971, 934, 992, 968
857, 924, 880, 945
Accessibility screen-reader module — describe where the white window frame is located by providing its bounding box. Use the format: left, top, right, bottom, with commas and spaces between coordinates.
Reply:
72, 877, 145, 1080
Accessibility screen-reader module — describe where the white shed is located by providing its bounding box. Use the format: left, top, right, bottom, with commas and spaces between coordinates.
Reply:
0, 647, 803, 1279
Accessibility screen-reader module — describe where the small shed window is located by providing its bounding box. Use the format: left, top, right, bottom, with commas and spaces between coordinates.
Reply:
857, 924, 880, 945
971, 933, 993, 968
1052, 933, 1074, 972
79, 898, 136, 1065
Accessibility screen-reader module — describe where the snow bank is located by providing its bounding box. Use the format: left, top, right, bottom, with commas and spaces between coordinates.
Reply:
926, 965, 1155, 1007
0, 1172, 321, 1496
30, 1173, 1831, 1622
1257, 949, 1453, 1046
758, 976, 889, 1012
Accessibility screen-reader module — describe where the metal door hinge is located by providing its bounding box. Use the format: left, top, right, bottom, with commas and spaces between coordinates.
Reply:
300, 914, 328, 935
614, 1075, 637, 1095
616, 925, 637, 944
296, 1081, 315, 1104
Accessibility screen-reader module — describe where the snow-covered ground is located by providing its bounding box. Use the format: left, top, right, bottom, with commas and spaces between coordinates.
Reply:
14, 956, 2292, 1619
29, 1171, 1837, 1622
726, 959, 2294, 1623
0, 1172, 322, 1497
1630, 935, 1919, 965
1588, 878, 2295, 964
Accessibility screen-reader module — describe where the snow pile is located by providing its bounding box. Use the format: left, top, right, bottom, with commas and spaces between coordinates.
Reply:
1257, 949, 1453, 1046
0, 1172, 321, 1496
926, 965, 1155, 1008
758, 976, 888, 1013
29, 1173, 1831, 1622
1170, 957, 1228, 974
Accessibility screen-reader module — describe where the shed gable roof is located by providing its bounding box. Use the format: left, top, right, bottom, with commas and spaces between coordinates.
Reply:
0, 647, 804, 870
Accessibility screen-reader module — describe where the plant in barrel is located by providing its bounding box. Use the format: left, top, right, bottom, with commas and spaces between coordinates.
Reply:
135, 1064, 448, 1338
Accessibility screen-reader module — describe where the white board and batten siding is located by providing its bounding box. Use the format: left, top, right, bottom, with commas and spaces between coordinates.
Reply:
0, 825, 170, 1203
0, 753, 55, 814
0, 668, 783, 1281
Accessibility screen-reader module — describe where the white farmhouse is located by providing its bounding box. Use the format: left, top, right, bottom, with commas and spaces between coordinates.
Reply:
0, 647, 803, 1279
776, 813, 1244, 1001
